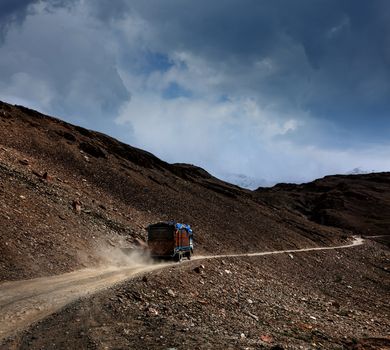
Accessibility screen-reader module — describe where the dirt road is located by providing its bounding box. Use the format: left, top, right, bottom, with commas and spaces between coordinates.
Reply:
0, 237, 364, 341
195, 236, 364, 260
0, 262, 171, 341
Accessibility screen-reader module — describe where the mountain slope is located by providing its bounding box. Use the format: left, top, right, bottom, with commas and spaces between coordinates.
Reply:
255, 173, 390, 237
0, 100, 348, 281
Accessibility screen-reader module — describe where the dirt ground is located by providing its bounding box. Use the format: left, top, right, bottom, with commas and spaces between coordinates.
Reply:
2, 239, 389, 350
0, 238, 363, 343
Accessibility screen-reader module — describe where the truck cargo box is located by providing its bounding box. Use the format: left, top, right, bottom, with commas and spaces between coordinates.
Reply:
147, 221, 193, 261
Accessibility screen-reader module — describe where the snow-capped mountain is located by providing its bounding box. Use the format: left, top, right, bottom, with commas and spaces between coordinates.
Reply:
218, 173, 274, 190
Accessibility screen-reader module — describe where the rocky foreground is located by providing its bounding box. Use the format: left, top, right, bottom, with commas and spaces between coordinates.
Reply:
3, 238, 389, 349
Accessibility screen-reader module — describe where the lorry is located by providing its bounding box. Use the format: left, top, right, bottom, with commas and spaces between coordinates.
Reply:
146, 221, 194, 261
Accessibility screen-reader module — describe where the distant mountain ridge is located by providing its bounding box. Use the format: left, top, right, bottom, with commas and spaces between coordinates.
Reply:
255, 172, 390, 237
218, 172, 273, 189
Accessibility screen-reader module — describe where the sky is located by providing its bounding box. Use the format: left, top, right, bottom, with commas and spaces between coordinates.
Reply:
0, 0, 389, 187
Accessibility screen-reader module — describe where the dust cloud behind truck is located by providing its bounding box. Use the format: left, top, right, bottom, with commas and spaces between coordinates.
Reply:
146, 221, 194, 261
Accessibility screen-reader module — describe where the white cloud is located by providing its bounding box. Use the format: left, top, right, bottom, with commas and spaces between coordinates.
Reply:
1, 1, 389, 187
116, 89, 390, 186
0, 2, 130, 128
1, 72, 53, 112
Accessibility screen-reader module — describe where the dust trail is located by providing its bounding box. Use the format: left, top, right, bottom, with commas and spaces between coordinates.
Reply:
0, 249, 171, 341
0, 236, 364, 341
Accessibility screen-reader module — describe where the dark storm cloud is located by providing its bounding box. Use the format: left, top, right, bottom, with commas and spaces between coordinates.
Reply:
0, 0, 81, 44
0, 0, 36, 39
0, 0, 389, 184
0, 0, 130, 132
89, 0, 390, 141
2, 0, 389, 139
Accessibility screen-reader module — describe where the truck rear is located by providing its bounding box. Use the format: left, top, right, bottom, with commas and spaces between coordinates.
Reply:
147, 222, 193, 261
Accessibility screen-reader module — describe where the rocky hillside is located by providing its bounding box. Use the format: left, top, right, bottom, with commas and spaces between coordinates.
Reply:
255, 174, 390, 238
0, 100, 388, 282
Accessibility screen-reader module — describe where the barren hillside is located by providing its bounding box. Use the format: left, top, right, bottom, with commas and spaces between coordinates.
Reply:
255, 174, 390, 238
0, 101, 389, 349
0, 100, 348, 281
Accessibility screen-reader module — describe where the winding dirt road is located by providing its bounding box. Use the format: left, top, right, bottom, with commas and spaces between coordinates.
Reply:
0, 237, 364, 341
195, 236, 364, 260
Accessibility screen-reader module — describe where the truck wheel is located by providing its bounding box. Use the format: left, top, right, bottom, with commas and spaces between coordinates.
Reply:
187, 252, 191, 260
174, 253, 182, 262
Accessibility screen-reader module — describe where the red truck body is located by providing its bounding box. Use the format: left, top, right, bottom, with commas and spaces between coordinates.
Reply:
147, 222, 193, 261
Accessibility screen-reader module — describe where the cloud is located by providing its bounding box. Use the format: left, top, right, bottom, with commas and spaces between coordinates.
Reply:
0, 0, 80, 41
112, 0, 390, 137
0, 0, 389, 185
0, 1, 130, 131
0, 1, 34, 41
116, 90, 390, 185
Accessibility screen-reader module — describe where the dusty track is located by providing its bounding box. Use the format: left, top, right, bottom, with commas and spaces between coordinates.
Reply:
195, 236, 364, 260
0, 263, 172, 341
0, 237, 364, 341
